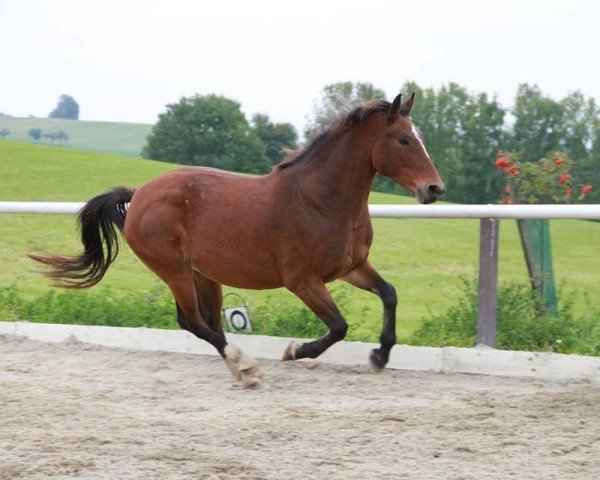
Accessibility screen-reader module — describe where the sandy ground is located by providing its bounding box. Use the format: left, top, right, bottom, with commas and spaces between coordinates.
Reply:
1, 334, 599, 480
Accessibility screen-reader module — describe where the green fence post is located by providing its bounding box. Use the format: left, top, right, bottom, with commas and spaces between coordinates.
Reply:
521, 218, 558, 314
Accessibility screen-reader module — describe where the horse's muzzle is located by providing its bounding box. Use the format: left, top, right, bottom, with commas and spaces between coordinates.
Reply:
416, 182, 446, 204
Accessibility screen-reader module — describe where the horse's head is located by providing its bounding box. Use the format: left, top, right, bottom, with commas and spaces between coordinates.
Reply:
371, 93, 445, 204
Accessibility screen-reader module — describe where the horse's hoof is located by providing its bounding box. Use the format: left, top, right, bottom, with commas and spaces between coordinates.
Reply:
238, 353, 259, 372
241, 363, 263, 379
369, 349, 387, 371
225, 360, 242, 380
241, 374, 261, 389
282, 340, 302, 361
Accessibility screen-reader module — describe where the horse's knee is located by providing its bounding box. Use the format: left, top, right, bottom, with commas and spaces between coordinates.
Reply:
330, 317, 348, 342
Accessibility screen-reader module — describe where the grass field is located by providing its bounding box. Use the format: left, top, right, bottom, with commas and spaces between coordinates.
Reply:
2, 139, 600, 341
0, 117, 152, 157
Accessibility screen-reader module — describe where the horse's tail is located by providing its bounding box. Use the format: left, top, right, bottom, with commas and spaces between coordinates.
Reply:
28, 187, 135, 289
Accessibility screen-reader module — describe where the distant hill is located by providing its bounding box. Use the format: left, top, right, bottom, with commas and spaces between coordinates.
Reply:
0, 117, 152, 157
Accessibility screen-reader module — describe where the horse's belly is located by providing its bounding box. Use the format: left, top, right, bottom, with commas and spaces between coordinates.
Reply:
190, 236, 284, 289
193, 260, 284, 290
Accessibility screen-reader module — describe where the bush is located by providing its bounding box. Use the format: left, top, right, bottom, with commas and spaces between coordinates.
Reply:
0, 284, 362, 340
0, 286, 177, 329
410, 278, 600, 355
5, 282, 597, 355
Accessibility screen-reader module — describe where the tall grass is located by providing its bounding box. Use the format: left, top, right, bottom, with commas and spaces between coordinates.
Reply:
2, 280, 599, 355
410, 279, 600, 356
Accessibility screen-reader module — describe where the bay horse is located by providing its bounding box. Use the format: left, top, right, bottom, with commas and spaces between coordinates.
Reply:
29, 92, 445, 387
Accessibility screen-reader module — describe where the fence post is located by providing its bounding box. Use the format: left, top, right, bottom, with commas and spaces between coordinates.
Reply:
477, 218, 499, 347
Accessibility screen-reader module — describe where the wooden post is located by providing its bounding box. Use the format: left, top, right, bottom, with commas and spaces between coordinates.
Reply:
477, 218, 499, 347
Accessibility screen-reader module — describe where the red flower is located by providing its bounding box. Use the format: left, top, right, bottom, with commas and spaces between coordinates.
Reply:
581, 184, 593, 194
507, 167, 520, 176
495, 151, 512, 170
559, 173, 569, 185
554, 157, 564, 166
495, 158, 510, 169
564, 188, 572, 197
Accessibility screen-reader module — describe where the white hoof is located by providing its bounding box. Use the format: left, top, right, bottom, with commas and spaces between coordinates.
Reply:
224, 344, 241, 379
224, 343, 261, 385
241, 371, 261, 389
282, 340, 303, 361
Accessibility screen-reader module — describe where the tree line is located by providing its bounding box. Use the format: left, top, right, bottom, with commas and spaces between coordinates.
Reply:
397, 81, 600, 204
143, 94, 297, 173
28, 128, 69, 144
143, 82, 600, 204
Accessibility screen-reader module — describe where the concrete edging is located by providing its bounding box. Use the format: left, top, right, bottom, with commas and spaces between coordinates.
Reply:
1, 321, 599, 383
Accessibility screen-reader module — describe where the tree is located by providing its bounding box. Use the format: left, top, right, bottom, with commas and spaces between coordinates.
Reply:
454, 91, 506, 203
560, 92, 600, 203
56, 130, 69, 144
143, 94, 270, 174
28, 128, 42, 141
508, 85, 600, 203
251, 113, 298, 165
400, 81, 506, 203
510, 84, 564, 161
0, 129, 10, 138
49, 95, 80, 120
304, 81, 386, 140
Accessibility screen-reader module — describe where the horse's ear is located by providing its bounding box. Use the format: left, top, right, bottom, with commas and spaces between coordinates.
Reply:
400, 92, 416, 116
389, 93, 402, 122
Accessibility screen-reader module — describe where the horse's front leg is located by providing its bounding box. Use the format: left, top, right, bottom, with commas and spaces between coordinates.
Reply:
342, 261, 397, 369
282, 281, 348, 361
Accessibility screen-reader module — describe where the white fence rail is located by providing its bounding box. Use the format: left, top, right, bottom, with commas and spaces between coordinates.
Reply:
2, 201, 600, 349
2, 202, 600, 218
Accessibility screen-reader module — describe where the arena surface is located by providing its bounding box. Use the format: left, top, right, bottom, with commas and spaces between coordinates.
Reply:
1, 334, 599, 479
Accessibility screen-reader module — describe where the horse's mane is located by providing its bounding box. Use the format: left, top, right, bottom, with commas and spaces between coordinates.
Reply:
274, 100, 392, 171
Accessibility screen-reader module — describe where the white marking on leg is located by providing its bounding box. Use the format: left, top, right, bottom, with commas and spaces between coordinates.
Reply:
224, 343, 261, 387
283, 340, 303, 361
224, 344, 242, 380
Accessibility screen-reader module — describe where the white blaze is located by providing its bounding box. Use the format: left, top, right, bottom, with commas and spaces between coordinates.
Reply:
411, 123, 430, 158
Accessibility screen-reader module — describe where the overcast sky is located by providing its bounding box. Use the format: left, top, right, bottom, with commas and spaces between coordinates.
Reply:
1, 0, 599, 134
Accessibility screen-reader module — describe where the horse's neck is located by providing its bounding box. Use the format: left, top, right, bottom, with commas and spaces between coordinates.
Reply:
291, 132, 376, 221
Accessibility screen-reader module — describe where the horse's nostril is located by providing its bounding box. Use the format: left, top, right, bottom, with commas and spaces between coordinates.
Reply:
427, 183, 444, 197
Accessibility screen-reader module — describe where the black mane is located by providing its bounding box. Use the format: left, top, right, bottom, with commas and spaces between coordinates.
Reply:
274, 100, 392, 171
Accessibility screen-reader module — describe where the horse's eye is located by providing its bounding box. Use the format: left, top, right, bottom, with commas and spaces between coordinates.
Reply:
398, 137, 410, 146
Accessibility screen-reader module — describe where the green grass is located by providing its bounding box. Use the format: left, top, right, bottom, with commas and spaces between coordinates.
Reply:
1, 139, 600, 341
0, 117, 151, 157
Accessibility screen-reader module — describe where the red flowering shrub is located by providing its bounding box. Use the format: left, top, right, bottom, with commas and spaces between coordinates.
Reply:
495, 151, 592, 204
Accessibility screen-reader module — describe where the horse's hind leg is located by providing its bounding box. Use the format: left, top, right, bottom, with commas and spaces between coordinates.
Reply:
342, 261, 397, 370
169, 271, 260, 387
193, 273, 224, 334
193, 273, 261, 383
282, 281, 348, 361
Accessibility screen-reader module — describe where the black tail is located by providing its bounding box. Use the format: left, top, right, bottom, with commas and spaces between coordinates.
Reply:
29, 187, 135, 289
